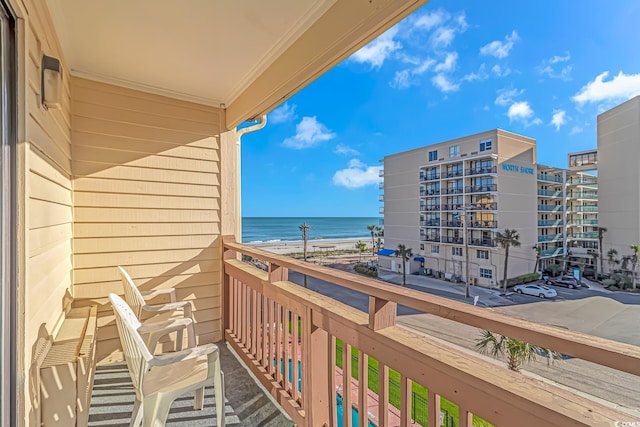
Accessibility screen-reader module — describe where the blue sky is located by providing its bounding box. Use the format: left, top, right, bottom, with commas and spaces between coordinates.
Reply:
241, 0, 640, 217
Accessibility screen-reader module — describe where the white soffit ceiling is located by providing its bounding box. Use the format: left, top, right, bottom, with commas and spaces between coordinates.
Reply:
45, 0, 336, 106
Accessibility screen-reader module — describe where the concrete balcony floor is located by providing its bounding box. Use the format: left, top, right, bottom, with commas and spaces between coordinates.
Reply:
88, 343, 294, 427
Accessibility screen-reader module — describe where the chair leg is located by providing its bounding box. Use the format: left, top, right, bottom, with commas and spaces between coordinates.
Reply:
176, 329, 184, 351
142, 393, 172, 427
213, 358, 225, 427
194, 386, 204, 410
130, 398, 143, 427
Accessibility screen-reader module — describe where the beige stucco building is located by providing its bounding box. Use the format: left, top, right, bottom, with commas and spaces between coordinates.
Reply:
598, 96, 640, 263
379, 129, 600, 287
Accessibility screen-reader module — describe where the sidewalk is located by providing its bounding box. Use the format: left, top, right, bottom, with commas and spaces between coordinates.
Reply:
378, 270, 514, 307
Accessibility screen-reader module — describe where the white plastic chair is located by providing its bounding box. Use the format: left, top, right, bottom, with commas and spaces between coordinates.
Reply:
119, 266, 195, 351
109, 293, 225, 427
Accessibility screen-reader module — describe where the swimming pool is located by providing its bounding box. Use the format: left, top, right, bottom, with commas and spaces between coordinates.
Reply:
336, 394, 376, 427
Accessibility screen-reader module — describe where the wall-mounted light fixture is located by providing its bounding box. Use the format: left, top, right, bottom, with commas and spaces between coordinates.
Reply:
41, 54, 62, 109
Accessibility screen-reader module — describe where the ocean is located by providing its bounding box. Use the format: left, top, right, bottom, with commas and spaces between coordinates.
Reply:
242, 217, 382, 243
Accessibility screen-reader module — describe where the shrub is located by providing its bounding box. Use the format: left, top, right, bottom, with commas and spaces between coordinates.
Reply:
505, 272, 540, 287
601, 279, 617, 287
611, 273, 632, 288
354, 263, 377, 277
543, 264, 562, 277
596, 273, 610, 281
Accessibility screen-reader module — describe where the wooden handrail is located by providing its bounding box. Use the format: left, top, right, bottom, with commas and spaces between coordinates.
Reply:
223, 237, 640, 378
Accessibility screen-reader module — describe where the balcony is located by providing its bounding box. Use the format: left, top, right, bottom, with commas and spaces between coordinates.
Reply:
444, 170, 464, 178
537, 173, 563, 183
573, 205, 598, 212
538, 219, 563, 227
420, 205, 440, 212
537, 189, 563, 197
379, 169, 384, 177
538, 205, 563, 212
465, 165, 497, 175
379, 207, 384, 214
570, 232, 599, 239
469, 238, 497, 247
420, 189, 441, 196
379, 195, 384, 202
379, 182, 384, 189
541, 248, 564, 257
442, 236, 464, 244
441, 220, 462, 227
538, 234, 563, 243
468, 220, 498, 229
442, 187, 464, 195
420, 220, 441, 227
569, 219, 599, 226
421, 235, 441, 242
568, 178, 597, 187
466, 184, 497, 193
569, 192, 598, 200
420, 172, 440, 181
441, 203, 463, 211
472, 202, 498, 211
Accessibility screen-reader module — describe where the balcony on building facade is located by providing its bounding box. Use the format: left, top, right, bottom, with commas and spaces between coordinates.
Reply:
420, 205, 441, 212
472, 202, 498, 211
420, 220, 441, 227
442, 236, 464, 244
541, 247, 564, 257
441, 203, 464, 211
466, 184, 497, 194
469, 238, 497, 247
379, 169, 384, 177
538, 219, 563, 227
537, 189, 563, 197
444, 169, 464, 179
538, 204, 563, 212
569, 192, 598, 200
538, 234, 563, 243
468, 220, 498, 229
442, 187, 464, 195
569, 232, 599, 239
568, 219, 599, 226
421, 234, 441, 242
441, 220, 462, 228
379, 207, 384, 214
420, 188, 441, 196
379, 195, 384, 202
537, 173, 564, 183
465, 165, 497, 176
568, 178, 598, 187
379, 182, 384, 189
420, 172, 440, 181
573, 205, 598, 213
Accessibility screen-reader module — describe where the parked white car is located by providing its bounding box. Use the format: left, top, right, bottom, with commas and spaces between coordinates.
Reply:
513, 284, 558, 298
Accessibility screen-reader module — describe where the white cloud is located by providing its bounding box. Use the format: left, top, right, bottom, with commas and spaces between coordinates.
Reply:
432, 73, 460, 92
464, 63, 489, 82
491, 64, 511, 77
431, 27, 456, 48
434, 52, 458, 73
351, 27, 401, 69
414, 9, 449, 31
537, 52, 572, 80
495, 87, 524, 106
334, 144, 359, 156
507, 101, 541, 126
573, 71, 640, 104
282, 116, 336, 149
550, 109, 567, 131
550, 52, 571, 64
480, 30, 519, 59
569, 125, 584, 135
269, 102, 297, 124
332, 160, 382, 189
390, 59, 435, 89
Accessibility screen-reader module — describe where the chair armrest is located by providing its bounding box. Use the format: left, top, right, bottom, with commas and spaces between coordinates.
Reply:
140, 288, 177, 303
148, 343, 218, 367
138, 317, 192, 334
142, 300, 192, 313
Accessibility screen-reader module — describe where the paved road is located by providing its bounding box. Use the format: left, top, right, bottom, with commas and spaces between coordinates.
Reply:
287, 270, 640, 414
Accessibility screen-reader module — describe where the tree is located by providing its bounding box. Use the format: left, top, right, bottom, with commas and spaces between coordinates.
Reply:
367, 224, 376, 256
394, 244, 413, 286
532, 245, 541, 274
298, 222, 311, 261
631, 245, 640, 290
597, 227, 607, 274
496, 229, 521, 292
299, 222, 311, 288
355, 240, 367, 261
475, 330, 562, 372
607, 248, 618, 273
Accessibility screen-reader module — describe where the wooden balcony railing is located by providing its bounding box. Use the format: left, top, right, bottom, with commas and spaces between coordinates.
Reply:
222, 237, 640, 427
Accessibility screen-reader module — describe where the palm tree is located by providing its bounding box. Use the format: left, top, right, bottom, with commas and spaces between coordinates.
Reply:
631, 245, 640, 290
355, 240, 367, 261
496, 229, 521, 292
367, 224, 376, 256
298, 222, 311, 261
299, 222, 311, 288
394, 244, 413, 286
607, 248, 618, 273
475, 330, 562, 372
597, 227, 607, 274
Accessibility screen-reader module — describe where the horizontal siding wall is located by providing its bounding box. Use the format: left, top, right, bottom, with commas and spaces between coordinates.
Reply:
19, 0, 74, 425
71, 77, 223, 363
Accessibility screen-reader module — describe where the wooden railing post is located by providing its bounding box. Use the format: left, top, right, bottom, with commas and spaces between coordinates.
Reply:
223, 241, 237, 333
368, 296, 396, 330
304, 307, 330, 426
269, 262, 289, 283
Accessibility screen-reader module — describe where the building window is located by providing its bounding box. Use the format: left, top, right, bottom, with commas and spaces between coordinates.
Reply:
480, 139, 492, 151
480, 268, 493, 279
420, 244, 424, 250
431, 245, 440, 254
477, 250, 489, 259
428, 150, 438, 162
449, 145, 460, 158
452, 247, 462, 256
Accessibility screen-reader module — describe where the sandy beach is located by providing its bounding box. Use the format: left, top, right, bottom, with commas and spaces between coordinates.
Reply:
248, 237, 378, 263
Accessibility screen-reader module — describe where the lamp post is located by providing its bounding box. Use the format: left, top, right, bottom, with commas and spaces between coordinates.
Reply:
456, 206, 471, 298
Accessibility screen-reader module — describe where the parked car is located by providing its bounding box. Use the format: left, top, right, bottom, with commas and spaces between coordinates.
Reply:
513, 284, 558, 298
546, 275, 579, 289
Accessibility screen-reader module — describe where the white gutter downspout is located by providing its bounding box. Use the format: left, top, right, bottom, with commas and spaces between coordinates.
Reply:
235, 115, 267, 240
